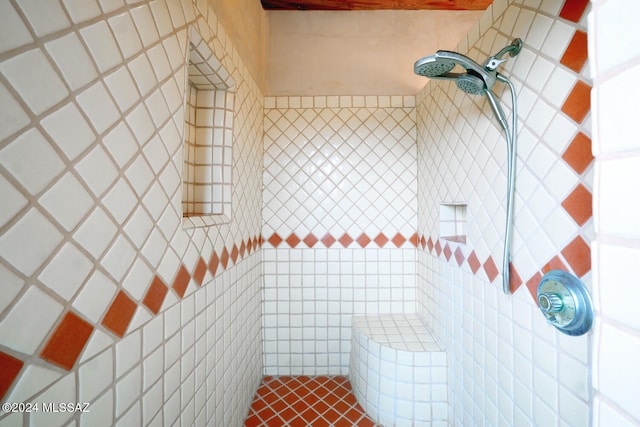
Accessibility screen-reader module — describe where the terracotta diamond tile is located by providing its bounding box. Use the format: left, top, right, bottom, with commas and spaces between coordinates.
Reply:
356, 233, 371, 248
392, 233, 406, 247
426, 236, 433, 252
221, 247, 230, 269
467, 251, 481, 274
247, 239, 254, 254
559, 0, 590, 23
209, 251, 220, 276
231, 244, 239, 264
172, 264, 190, 299
454, 247, 465, 266
420, 234, 426, 249
193, 257, 207, 286
373, 233, 388, 247
562, 236, 591, 277
443, 243, 452, 261
40, 311, 93, 371
561, 30, 588, 73
562, 184, 593, 226
338, 233, 353, 247
483, 256, 499, 282
0, 352, 24, 400
409, 232, 419, 247
143, 275, 168, 315
321, 233, 336, 247
268, 233, 283, 248
286, 233, 301, 248
542, 255, 568, 274
562, 80, 591, 124
562, 132, 593, 174
303, 233, 319, 247
434, 240, 442, 256
240, 241, 246, 258
509, 263, 523, 293
101, 290, 137, 337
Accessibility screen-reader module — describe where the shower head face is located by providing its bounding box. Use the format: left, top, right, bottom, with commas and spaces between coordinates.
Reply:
456, 73, 485, 95
413, 55, 455, 78
414, 50, 497, 91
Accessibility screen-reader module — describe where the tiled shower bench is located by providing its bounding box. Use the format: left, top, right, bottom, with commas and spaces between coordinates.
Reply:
349, 314, 448, 427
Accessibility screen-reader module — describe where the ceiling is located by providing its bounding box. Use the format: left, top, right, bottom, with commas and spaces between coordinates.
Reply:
261, 0, 492, 11
261, 0, 490, 95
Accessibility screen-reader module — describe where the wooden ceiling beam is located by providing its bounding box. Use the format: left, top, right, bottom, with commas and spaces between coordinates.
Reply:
261, 0, 492, 11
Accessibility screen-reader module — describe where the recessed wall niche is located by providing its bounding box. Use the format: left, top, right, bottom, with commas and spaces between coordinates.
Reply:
182, 26, 235, 229
439, 202, 467, 243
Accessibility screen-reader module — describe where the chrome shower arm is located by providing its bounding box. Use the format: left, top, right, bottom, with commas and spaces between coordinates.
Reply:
484, 38, 523, 71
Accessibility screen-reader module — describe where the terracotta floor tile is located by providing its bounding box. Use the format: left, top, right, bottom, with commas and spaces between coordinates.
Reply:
358, 417, 377, 427
278, 407, 297, 421
245, 414, 262, 427
262, 391, 279, 404
270, 399, 288, 413
292, 399, 309, 414
245, 376, 379, 427
322, 407, 341, 423
314, 385, 330, 398
334, 417, 359, 427
288, 416, 309, 427
313, 399, 330, 415
344, 407, 365, 422
264, 416, 286, 427
333, 399, 352, 414
300, 407, 320, 423
257, 406, 277, 420
249, 398, 267, 413
342, 393, 358, 406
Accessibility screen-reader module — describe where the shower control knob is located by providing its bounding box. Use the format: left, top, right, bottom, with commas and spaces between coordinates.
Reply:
538, 292, 563, 313
537, 270, 594, 336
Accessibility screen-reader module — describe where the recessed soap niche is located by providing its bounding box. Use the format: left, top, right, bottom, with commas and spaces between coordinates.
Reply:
439, 202, 467, 243
181, 26, 235, 229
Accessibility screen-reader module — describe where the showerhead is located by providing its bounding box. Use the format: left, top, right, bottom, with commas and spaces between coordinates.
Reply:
413, 50, 497, 93
456, 73, 484, 95
413, 39, 523, 96
413, 56, 455, 78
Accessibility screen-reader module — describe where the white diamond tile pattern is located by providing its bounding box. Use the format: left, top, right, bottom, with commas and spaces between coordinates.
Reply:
0, 0, 263, 424
0, 129, 66, 196
0, 49, 69, 115
416, 2, 593, 427
263, 98, 417, 239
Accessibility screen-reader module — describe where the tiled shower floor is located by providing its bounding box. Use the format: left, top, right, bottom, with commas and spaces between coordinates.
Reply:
244, 376, 380, 426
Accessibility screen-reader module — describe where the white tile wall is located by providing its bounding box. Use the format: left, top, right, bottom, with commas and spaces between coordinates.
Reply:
0, 0, 263, 426
262, 95, 418, 375
591, 0, 640, 425
417, 0, 594, 426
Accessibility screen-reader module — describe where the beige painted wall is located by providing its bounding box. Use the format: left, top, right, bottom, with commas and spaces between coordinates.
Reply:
209, 0, 267, 91
266, 10, 483, 95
